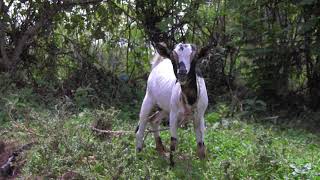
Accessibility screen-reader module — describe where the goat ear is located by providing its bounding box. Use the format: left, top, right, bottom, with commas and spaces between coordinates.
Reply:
191, 44, 197, 52
190, 44, 197, 59
155, 42, 171, 59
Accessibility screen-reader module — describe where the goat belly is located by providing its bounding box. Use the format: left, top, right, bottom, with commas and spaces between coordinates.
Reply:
148, 80, 176, 112
147, 59, 177, 112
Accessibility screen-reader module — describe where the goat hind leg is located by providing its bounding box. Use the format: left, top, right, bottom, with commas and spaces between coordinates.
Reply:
136, 93, 154, 152
150, 111, 167, 155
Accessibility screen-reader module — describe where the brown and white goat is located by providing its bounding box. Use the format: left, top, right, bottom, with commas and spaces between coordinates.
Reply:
135, 43, 209, 166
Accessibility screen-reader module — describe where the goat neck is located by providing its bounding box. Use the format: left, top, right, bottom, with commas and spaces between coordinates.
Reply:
180, 60, 198, 106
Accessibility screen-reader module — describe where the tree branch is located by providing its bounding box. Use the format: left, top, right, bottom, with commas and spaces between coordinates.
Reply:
61, 0, 104, 7
0, 0, 3, 12
0, 22, 10, 69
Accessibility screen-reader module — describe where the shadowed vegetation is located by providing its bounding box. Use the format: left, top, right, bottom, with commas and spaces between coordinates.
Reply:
1, 0, 320, 178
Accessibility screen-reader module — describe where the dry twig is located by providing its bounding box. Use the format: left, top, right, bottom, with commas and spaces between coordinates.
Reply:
91, 126, 132, 136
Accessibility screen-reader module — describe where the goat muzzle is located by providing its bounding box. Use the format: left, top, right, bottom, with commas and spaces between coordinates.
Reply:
177, 62, 188, 84
177, 73, 187, 84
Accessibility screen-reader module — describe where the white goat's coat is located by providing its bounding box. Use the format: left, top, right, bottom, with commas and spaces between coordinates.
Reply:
149, 55, 176, 112
136, 47, 208, 151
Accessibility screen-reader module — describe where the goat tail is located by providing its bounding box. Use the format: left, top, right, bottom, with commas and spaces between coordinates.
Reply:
151, 53, 164, 69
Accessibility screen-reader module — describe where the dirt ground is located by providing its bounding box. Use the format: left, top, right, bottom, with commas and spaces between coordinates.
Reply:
0, 140, 83, 180
0, 141, 22, 180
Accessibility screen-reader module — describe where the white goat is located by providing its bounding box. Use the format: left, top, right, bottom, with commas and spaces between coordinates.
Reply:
136, 43, 209, 165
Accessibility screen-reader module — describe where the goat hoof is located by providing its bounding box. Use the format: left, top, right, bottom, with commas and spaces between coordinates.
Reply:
170, 137, 177, 151
155, 137, 167, 155
197, 142, 206, 160
156, 145, 167, 155
136, 147, 142, 153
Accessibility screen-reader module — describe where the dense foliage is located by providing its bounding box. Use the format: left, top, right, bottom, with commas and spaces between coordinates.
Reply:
1, 0, 319, 110
1, 0, 320, 178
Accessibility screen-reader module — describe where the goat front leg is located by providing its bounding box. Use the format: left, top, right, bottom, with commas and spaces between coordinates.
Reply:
194, 115, 206, 160
169, 112, 178, 166
136, 93, 154, 152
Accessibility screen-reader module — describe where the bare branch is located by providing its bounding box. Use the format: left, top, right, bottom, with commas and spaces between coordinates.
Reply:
11, 17, 48, 68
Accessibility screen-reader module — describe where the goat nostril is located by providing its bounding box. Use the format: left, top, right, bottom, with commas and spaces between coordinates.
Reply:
178, 69, 187, 75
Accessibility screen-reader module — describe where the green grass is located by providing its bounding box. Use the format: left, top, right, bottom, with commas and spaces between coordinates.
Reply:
1, 93, 320, 179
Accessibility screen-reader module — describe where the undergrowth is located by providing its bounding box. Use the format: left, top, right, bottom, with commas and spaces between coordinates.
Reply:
1, 88, 320, 179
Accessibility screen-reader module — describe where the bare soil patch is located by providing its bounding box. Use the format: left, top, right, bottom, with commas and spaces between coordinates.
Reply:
0, 141, 17, 179
0, 140, 29, 180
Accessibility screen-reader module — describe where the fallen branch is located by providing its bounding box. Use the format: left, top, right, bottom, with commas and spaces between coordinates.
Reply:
90, 126, 170, 136
91, 126, 132, 136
